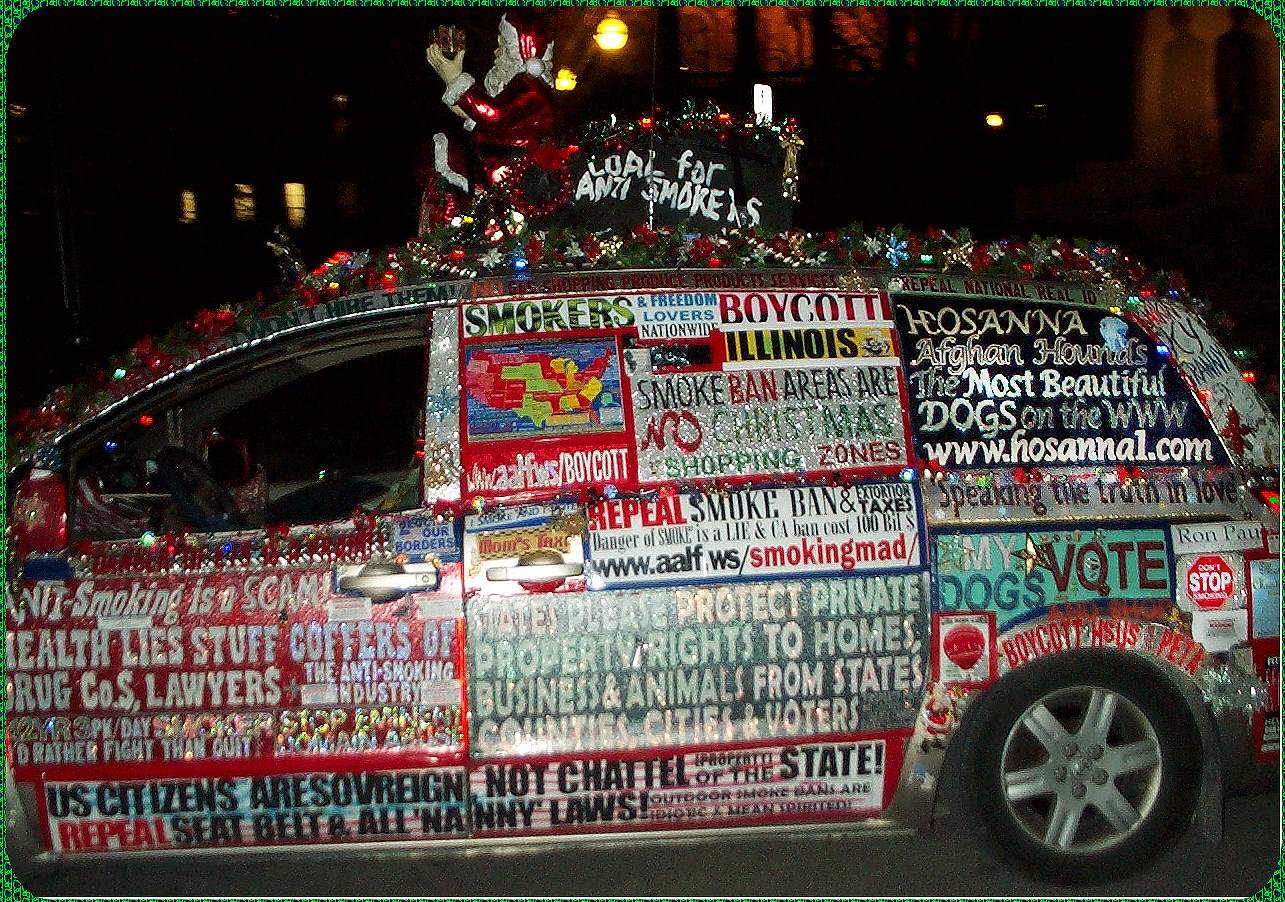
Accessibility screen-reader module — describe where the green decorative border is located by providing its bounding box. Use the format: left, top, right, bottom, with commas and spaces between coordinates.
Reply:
1, 1, 1282, 900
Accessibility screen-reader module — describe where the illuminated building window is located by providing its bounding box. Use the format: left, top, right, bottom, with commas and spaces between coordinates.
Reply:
283, 182, 306, 228
757, 8, 814, 73
678, 8, 736, 73
233, 183, 256, 222
337, 180, 358, 215
178, 189, 198, 224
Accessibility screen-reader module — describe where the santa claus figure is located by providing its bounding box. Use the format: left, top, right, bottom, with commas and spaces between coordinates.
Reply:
420, 13, 557, 232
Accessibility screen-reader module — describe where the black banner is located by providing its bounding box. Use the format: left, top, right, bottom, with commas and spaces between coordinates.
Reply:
895, 295, 1228, 469
565, 135, 791, 233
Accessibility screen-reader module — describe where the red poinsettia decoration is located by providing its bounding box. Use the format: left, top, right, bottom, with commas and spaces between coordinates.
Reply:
969, 244, 992, 271
525, 237, 544, 267
687, 236, 716, 264
191, 306, 238, 339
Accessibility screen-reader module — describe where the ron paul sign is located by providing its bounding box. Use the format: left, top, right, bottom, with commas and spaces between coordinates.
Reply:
566, 135, 792, 233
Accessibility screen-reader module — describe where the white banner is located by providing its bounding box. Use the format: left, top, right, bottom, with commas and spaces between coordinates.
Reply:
586, 484, 922, 589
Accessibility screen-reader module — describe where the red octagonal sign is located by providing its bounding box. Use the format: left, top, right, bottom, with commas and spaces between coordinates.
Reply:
1185, 555, 1236, 610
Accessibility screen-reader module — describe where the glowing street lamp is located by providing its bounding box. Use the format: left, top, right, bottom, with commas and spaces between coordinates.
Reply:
555, 68, 578, 91
985, 112, 1004, 129
594, 13, 628, 51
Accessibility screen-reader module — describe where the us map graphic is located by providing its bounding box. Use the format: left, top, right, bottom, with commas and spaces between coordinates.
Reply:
465, 339, 624, 440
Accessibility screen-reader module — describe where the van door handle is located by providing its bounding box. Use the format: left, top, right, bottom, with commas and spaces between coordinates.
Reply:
485, 562, 584, 582
337, 562, 438, 603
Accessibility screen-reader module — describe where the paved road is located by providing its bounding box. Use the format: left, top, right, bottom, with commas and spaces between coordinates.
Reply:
14, 792, 1281, 898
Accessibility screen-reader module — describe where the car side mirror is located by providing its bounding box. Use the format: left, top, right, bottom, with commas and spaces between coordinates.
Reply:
10, 469, 68, 558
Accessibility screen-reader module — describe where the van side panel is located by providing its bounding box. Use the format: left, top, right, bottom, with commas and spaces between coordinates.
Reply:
455, 276, 934, 838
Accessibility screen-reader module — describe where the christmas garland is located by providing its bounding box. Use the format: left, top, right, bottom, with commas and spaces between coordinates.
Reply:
8, 217, 1271, 466
574, 100, 801, 155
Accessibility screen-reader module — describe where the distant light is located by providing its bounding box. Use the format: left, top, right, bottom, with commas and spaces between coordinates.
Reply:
594, 12, 628, 51
138, 414, 155, 428
332, 93, 349, 106
8, 103, 27, 118
233, 183, 256, 222
554, 68, 578, 92
103, 440, 119, 453
178, 189, 198, 225
678, 65, 690, 72
284, 182, 307, 229
1242, 370, 1257, 384
1155, 344, 1170, 358
753, 83, 773, 123
985, 112, 1004, 129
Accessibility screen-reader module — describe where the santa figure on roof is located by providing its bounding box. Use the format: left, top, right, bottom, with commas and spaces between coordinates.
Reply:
420, 13, 558, 232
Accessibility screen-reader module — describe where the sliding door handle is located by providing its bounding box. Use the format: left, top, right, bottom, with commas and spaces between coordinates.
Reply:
485, 562, 583, 582
336, 562, 438, 603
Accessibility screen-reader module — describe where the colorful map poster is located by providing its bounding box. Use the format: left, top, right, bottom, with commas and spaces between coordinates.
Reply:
464, 339, 625, 442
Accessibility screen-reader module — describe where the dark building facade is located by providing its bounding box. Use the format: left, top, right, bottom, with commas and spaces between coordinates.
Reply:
7, 7, 1275, 406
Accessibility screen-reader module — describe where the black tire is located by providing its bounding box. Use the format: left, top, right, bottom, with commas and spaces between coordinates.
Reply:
948, 649, 1200, 885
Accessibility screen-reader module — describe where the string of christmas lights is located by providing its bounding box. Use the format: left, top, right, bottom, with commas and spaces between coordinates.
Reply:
9, 214, 1271, 465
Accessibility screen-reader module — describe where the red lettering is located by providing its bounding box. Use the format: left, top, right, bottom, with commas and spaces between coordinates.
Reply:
620, 498, 640, 527
1090, 618, 1109, 647
1124, 621, 1141, 648
58, 821, 84, 850
1157, 630, 1185, 665
719, 293, 745, 323
1002, 639, 1021, 668
1107, 542, 1132, 583
1044, 543, 1075, 592
1137, 541, 1167, 589
588, 501, 613, 531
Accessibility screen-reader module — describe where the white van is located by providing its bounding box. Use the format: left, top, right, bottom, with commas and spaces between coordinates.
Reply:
6, 244, 1280, 883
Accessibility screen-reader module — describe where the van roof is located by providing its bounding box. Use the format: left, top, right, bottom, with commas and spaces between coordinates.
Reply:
2, 224, 1234, 469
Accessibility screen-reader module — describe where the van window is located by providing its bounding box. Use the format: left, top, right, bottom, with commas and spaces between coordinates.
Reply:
70, 344, 425, 539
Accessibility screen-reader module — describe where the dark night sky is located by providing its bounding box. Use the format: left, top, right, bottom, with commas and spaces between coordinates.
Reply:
6, 7, 1277, 408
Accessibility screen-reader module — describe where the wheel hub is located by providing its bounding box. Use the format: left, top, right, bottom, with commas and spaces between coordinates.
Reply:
1000, 685, 1164, 853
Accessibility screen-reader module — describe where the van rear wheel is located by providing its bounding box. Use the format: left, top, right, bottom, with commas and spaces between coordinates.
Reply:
952, 652, 1198, 884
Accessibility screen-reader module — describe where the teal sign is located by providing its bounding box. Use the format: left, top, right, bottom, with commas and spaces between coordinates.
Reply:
935, 527, 1171, 629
